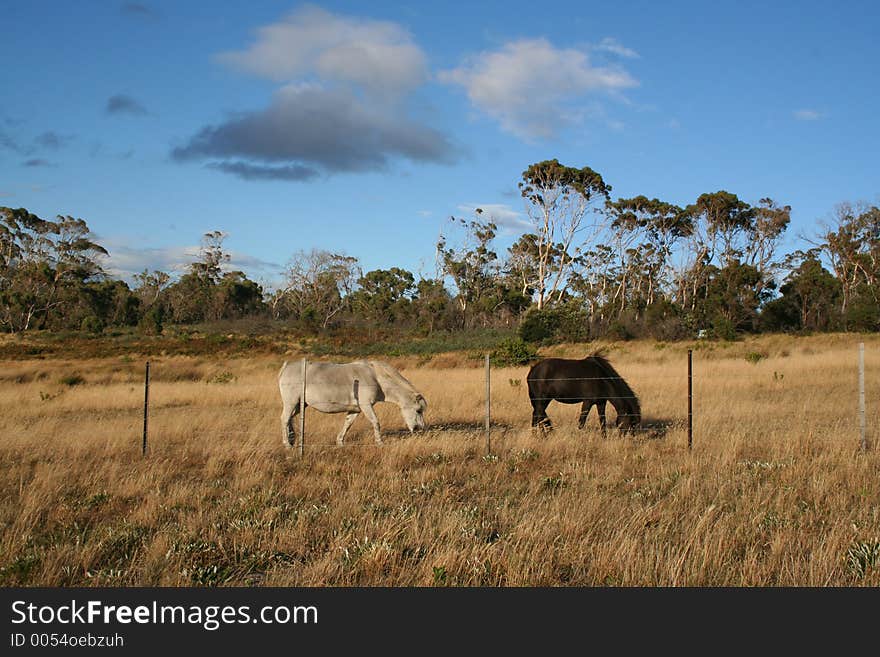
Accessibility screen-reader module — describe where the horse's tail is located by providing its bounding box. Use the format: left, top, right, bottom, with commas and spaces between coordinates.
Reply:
591, 354, 641, 426
278, 360, 289, 382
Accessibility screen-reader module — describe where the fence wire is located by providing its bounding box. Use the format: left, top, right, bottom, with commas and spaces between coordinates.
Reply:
136, 347, 873, 454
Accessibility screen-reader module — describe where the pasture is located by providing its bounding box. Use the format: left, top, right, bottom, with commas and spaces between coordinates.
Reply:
1, 333, 878, 586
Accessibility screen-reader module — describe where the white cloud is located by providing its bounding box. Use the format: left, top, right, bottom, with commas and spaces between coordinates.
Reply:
439, 38, 638, 140
100, 243, 197, 280
457, 203, 531, 232
217, 4, 427, 100
177, 6, 456, 182
101, 242, 281, 282
594, 37, 640, 59
794, 109, 823, 121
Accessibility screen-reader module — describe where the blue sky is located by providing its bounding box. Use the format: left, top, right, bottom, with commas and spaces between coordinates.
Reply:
3, 0, 879, 290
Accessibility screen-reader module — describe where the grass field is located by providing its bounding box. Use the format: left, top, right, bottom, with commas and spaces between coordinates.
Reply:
1, 333, 878, 586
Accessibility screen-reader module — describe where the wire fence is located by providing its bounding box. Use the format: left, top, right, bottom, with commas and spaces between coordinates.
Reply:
135, 343, 874, 458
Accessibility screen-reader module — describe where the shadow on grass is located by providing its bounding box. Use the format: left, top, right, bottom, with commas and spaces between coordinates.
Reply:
633, 416, 684, 439
291, 417, 678, 448
519, 415, 682, 440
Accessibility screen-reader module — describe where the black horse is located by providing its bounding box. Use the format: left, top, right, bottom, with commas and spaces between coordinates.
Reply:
526, 353, 641, 434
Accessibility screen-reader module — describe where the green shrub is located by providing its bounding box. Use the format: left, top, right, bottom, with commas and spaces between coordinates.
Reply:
745, 351, 766, 364
517, 307, 561, 343
491, 338, 538, 366
711, 316, 737, 341
845, 296, 880, 332
80, 315, 104, 334
554, 304, 591, 342
644, 300, 689, 341
59, 374, 85, 386
138, 307, 163, 336
607, 320, 634, 341
206, 372, 237, 385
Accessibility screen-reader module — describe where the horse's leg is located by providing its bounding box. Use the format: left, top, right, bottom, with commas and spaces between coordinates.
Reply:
359, 401, 383, 444
578, 401, 594, 430
280, 402, 297, 448
531, 399, 552, 432
336, 412, 360, 446
597, 400, 608, 438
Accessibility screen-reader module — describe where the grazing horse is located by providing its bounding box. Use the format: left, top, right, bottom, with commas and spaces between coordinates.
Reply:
526, 353, 640, 435
278, 359, 427, 448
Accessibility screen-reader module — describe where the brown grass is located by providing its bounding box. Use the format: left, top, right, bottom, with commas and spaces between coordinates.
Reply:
1, 333, 878, 586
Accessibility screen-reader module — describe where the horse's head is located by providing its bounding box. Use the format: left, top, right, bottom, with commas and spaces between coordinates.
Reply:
402, 393, 428, 432
616, 410, 641, 434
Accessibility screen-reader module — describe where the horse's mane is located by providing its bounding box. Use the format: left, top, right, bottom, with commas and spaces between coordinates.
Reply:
367, 360, 426, 407
587, 351, 640, 421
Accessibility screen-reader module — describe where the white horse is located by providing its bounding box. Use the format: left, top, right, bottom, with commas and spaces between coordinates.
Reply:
278, 359, 428, 448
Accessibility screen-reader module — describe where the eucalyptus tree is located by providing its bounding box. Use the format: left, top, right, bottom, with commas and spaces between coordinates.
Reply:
0, 207, 109, 332
275, 249, 361, 329
411, 277, 455, 333
679, 191, 754, 313
133, 269, 171, 309
763, 249, 841, 332
747, 198, 791, 276
818, 201, 880, 321
165, 231, 233, 323
567, 243, 616, 320
350, 267, 416, 324
606, 196, 688, 315
518, 160, 612, 308
436, 210, 500, 324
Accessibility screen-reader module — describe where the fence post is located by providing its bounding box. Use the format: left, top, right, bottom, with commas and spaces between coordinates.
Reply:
859, 343, 866, 453
687, 350, 693, 451
142, 361, 150, 456
485, 354, 491, 454
300, 358, 307, 457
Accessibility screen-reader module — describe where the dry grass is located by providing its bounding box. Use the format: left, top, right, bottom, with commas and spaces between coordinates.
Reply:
1, 333, 879, 586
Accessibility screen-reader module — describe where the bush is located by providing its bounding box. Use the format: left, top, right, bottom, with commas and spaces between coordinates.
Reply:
138, 307, 163, 336
80, 315, 104, 334
759, 297, 800, 333
554, 304, 591, 342
845, 295, 880, 332
517, 307, 560, 343
517, 304, 591, 343
206, 372, 237, 384
711, 316, 737, 341
491, 338, 538, 367
644, 300, 689, 341
607, 319, 634, 341
59, 374, 85, 386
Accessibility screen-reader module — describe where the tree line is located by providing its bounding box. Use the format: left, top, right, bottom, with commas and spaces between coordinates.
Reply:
2, 159, 878, 341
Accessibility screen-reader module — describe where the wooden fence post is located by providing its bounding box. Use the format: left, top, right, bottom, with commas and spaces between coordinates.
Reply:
300, 358, 307, 457
485, 354, 491, 454
142, 361, 150, 456
859, 343, 866, 453
687, 350, 693, 451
